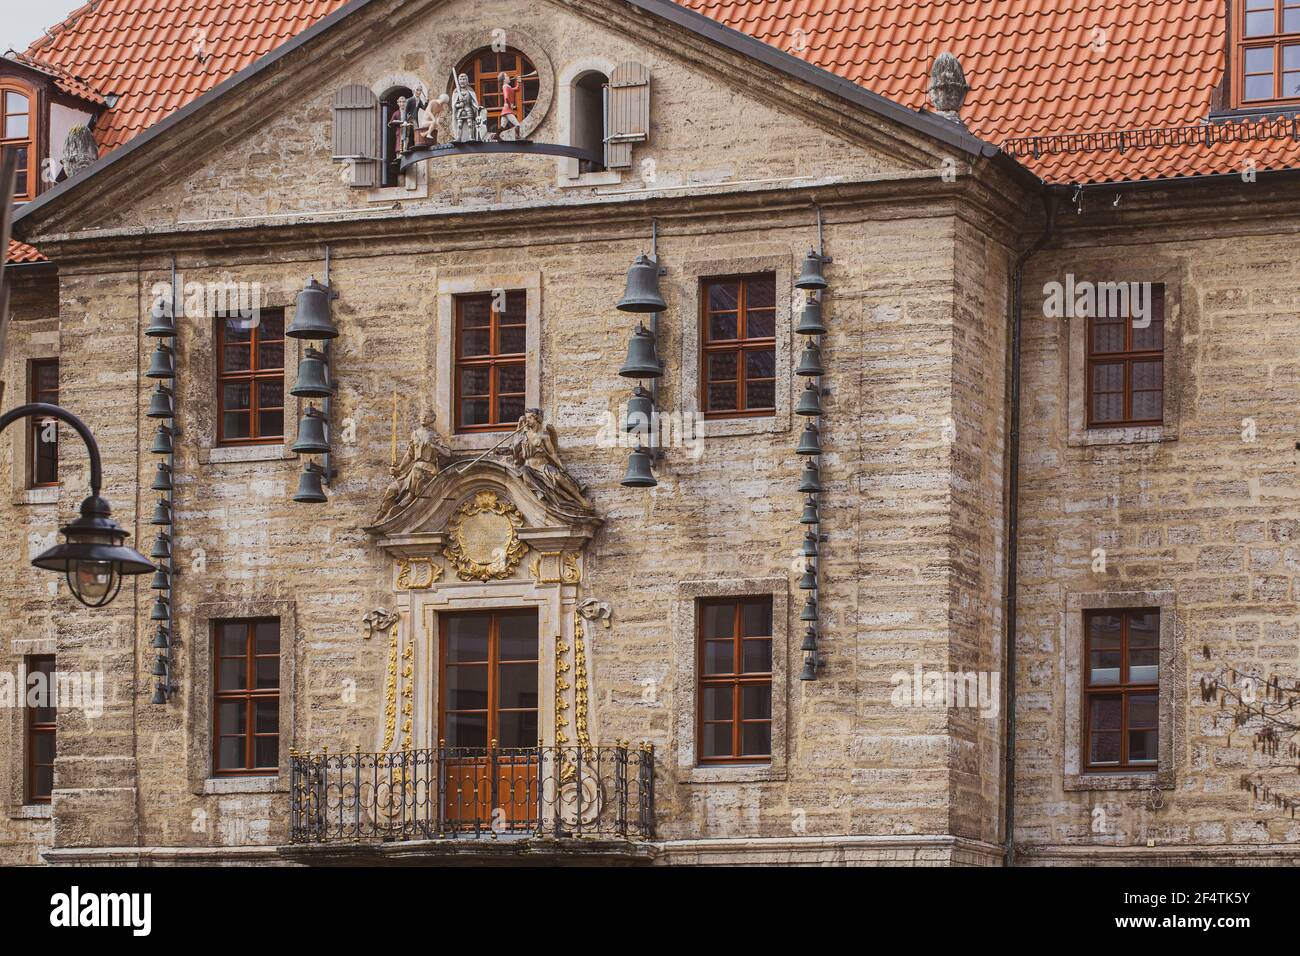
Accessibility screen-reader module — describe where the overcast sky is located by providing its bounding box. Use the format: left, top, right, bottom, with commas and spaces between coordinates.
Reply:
0, 0, 85, 55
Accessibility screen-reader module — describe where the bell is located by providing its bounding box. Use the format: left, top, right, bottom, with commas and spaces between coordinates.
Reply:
798, 461, 822, 494
151, 655, 169, 678
287, 278, 338, 339
150, 498, 173, 526
151, 626, 171, 649
799, 496, 820, 525
800, 627, 818, 652
796, 341, 824, 377
150, 595, 170, 621
151, 684, 168, 705
145, 301, 177, 338
796, 423, 821, 456
290, 347, 334, 397
293, 461, 328, 503
795, 248, 828, 290
621, 445, 657, 488
800, 595, 818, 622
146, 384, 175, 420
616, 253, 667, 313
151, 462, 173, 492
626, 386, 654, 434
146, 343, 175, 380
618, 323, 663, 379
798, 566, 817, 590
292, 405, 330, 455
795, 382, 823, 417
150, 566, 171, 590
150, 534, 171, 560
801, 531, 819, 558
796, 296, 826, 335
800, 654, 818, 681
150, 425, 173, 456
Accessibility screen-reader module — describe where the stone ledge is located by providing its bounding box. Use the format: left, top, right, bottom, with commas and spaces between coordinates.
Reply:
1017, 843, 1300, 867
655, 834, 1007, 867
43, 845, 290, 867
277, 837, 657, 867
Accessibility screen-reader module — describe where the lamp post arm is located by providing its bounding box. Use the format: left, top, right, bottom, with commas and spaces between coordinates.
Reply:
0, 403, 102, 495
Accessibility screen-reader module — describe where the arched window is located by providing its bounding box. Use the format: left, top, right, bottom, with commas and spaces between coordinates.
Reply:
455, 47, 539, 136
571, 71, 607, 174
379, 85, 412, 187
1, 83, 34, 201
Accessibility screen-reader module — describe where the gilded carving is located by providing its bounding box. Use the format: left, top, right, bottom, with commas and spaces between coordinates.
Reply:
555, 637, 571, 747
442, 490, 529, 581
395, 556, 441, 590
529, 550, 581, 585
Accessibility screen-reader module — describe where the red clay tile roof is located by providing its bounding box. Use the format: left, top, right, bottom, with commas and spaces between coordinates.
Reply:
6, 240, 46, 264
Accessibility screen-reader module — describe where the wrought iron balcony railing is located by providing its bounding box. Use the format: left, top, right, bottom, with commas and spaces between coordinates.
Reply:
288, 744, 655, 844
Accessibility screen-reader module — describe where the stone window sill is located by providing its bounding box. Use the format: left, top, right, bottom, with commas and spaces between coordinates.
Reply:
203, 775, 283, 795
199, 443, 294, 465
16, 486, 59, 506
700, 413, 780, 439
1064, 769, 1171, 792
9, 803, 52, 819
558, 170, 623, 188
1068, 424, 1174, 448
683, 764, 786, 785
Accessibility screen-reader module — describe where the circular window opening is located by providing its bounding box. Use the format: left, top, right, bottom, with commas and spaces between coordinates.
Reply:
453, 47, 539, 138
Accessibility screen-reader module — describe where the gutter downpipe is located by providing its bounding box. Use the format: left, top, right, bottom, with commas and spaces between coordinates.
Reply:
1004, 188, 1056, 867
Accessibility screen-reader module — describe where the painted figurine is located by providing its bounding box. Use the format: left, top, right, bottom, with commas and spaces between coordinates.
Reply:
450, 71, 489, 143
496, 69, 537, 139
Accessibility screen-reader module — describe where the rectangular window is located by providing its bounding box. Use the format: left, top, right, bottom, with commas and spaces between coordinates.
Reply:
697, 597, 772, 763
1083, 609, 1159, 772
1085, 285, 1164, 428
217, 311, 285, 445
439, 609, 539, 749
1236, 0, 1300, 105
700, 275, 776, 418
455, 291, 526, 432
25, 655, 55, 803
29, 359, 58, 487
213, 619, 281, 774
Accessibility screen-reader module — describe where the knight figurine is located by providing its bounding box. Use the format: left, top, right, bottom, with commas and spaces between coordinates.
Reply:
450, 71, 490, 143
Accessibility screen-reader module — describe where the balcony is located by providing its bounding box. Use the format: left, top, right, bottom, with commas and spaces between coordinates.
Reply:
281, 744, 656, 865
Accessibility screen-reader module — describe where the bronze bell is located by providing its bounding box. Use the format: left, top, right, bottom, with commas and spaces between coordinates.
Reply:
800, 595, 818, 622
798, 566, 817, 590
795, 382, 823, 417
801, 531, 819, 558
617, 253, 667, 313
151, 462, 173, 492
798, 461, 822, 494
626, 386, 654, 434
799, 496, 820, 525
151, 684, 168, 705
149, 425, 173, 456
151, 626, 171, 649
150, 498, 172, 526
795, 296, 826, 336
146, 343, 175, 380
795, 248, 828, 291
151, 655, 169, 678
150, 566, 171, 591
145, 300, 177, 337
293, 461, 328, 503
287, 278, 338, 340
796, 422, 821, 456
619, 322, 663, 379
150, 533, 171, 560
150, 595, 170, 621
796, 341, 824, 377
800, 627, 818, 652
146, 384, 175, 419
290, 347, 334, 397
800, 654, 817, 681
621, 444, 657, 488
292, 405, 330, 455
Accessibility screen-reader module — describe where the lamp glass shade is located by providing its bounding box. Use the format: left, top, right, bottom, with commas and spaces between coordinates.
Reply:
31, 495, 153, 608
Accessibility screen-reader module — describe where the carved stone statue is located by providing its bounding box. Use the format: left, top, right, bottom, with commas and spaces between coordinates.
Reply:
62, 124, 98, 178
504, 409, 592, 514
375, 412, 450, 522
928, 52, 969, 126
450, 71, 489, 143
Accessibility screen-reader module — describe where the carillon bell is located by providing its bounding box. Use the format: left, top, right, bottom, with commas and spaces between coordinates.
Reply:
150, 498, 173, 526
800, 595, 819, 622
796, 422, 821, 456
290, 347, 334, 397
800, 655, 818, 681
800, 627, 818, 652
150, 425, 173, 455
151, 626, 171, 649
795, 296, 826, 336
616, 253, 667, 313
798, 566, 817, 590
292, 405, 330, 455
798, 461, 823, 494
801, 531, 819, 558
796, 341, 824, 377
150, 595, 171, 621
146, 384, 175, 419
287, 278, 338, 340
626, 386, 654, 434
150, 566, 171, 590
799, 496, 820, 525
145, 301, 177, 338
293, 461, 328, 503
619, 322, 663, 379
151, 655, 169, 678
151, 462, 173, 492
146, 343, 175, 379
150, 533, 171, 560
150, 684, 169, 705
795, 382, 823, 417
621, 445, 657, 488
795, 248, 828, 290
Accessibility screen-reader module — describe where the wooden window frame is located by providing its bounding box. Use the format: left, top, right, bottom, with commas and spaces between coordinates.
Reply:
24, 654, 55, 804
458, 47, 539, 128
215, 310, 285, 446
1234, 0, 1300, 106
1084, 286, 1164, 429
28, 358, 58, 487
696, 597, 773, 764
212, 618, 281, 776
453, 291, 526, 433
1082, 608, 1160, 773
438, 608, 539, 750
1, 81, 35, 202
700, 274, 777, 420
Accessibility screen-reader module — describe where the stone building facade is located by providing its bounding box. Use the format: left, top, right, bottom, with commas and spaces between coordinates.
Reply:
0, 0, 1297, 866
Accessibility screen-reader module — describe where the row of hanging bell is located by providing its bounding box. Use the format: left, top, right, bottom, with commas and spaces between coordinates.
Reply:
796, 247, 829, 682
618, 252, 665, 487
288, 279, 335, 503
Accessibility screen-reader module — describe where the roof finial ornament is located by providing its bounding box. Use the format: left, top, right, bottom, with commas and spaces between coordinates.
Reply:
928, 52, 969, 127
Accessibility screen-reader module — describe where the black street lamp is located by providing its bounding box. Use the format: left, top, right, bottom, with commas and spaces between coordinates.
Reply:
2, 402, 153, 606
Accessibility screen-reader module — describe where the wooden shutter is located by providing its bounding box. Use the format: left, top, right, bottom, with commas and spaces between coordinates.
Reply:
604, 62, 651, 169
332, 85, 380, 187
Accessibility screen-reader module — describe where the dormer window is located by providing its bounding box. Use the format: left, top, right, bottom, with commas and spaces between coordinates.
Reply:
1236, 0, 1300, 105
1, 82, 33, 201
